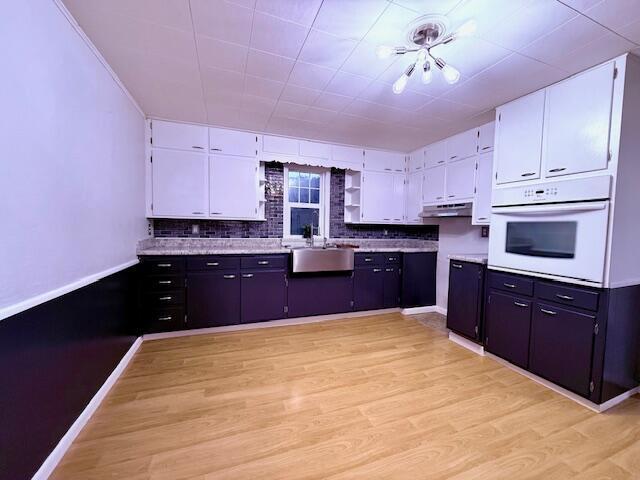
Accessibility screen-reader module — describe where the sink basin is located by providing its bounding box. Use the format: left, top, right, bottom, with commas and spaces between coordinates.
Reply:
291, 247, 354, 273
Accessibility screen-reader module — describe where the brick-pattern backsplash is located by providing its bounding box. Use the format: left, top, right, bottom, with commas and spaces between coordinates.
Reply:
153, 164, 438, 240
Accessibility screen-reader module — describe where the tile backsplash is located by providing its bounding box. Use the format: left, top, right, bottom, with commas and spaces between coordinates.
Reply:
153, 164, 438, 240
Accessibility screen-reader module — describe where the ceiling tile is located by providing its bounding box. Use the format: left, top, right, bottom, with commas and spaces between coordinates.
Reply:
391, 0, 463, 15
558, 0, 602, 10
364, 2, 420, 46
583, 0, 640, 33
376, 56, 455, 98
280, 84, 322, 105
358, 81, 433, 111
298, 30, 359, 69
288, 61, 336, 90
255, 0, 323, 26
416, 98, 480, 122
325, 71, 372, 97
558, 31, 636, 73
242, 95, 277, 115
190, 0, 254, 46
618, 18, 640, 44
303, 107, 339, 124
196, 36, 248, 72
243, 75, 284, 99
312, 0, 389, 40
201, 66, 245, 97
273, 101, 310, 120
447, 0, 536, 40
429, 37, 512, 80
344, 100, 402, 123
245, 49, 295, 82
341, 40, 397, 78
250, 12, 309, 58
313, 92, 354, 111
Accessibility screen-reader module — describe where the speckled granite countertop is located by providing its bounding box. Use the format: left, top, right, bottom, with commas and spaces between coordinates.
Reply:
448, 253, 488, 265
137, 238, 438, 256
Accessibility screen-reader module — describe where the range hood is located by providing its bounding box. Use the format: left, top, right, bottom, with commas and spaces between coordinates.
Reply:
420, 202, 472, 218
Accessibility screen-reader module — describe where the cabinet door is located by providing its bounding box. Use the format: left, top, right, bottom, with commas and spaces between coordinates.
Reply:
152, 120, 208, 152
425, 141, 447, 169
365, 150, 404, 173
402, 252, 436, 307
209, 128, 257, 157
361, 171, 393, 222
445, 156, 476, 201
422, 164, 446, 204
529, 302, 596, 397
447, 261, 483, 340
240, 271, 286, 323
299, 140, 330, 159
390, 173, 405, 223
187, 272, 241, 328
405, 170, 424, 224
495, 90, 545, 184
446, 129, 477, 162
209, 154, 258, 219
478, 121, 495, 152
408, 148, 424, 172
543, 62, 614, 178
485, 292, 532, 368
263, 135, 299, 155
287, 273, 353, 317
152, 149, 208, 217
354, 267, 385, 311
383, 266, 402, 308
332, 145, 363, 169
472, 151, 493, 225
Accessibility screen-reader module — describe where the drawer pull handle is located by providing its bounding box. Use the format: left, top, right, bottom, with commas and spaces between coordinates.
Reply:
159, 296, 172, 301
556, 294, 574, 301
242, 274, 254, 278
211, 148, 222, 151
513, 301, 528, 308
373, 268, 382, 273
521, 172, 536, 177
158, 280, 172, 285
503, 283, 516, 289
541, 308, 557, 316
157, 263, 172, 268
452, 263, 463, 269
385, 268, 393, 272
192, 145, 204, 149
450, 155, 457, 159
364, 258, 373, 262
438, 160, 445, 164
549, 167, 566, 173
481, 146, 491, 150
207, 262, 219, 266
257, 261, 269, 265
223, 274, 236, 279
388, 257, 396, 261
158, 316, 173, 321
192, 211, 204, 215
478, 217, 488, 220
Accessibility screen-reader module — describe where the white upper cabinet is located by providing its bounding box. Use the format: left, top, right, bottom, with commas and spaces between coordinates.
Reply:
425, 141, 447, 169
364, 149, 405, 173
446, 129, 477, 163
209, 128, 258, 157
472, 151, 494, 225
262, 135, 299, 156
408, 148, 425, 172
332, 145, 363, 169
152, 120, 208, 152
494, 90, 545, 184
405, 170, 424, 224
391, 173, 405, 222
361, 171, 403, 223
422, 164, 446, 204
299, 140, 331, 159
478, 122, 495, 153
445, 157, 476, 201
209, 155, 258, 219
151, 149, 208, 217
543, 62, 615, 178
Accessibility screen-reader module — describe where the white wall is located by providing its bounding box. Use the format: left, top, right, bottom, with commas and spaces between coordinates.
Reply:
0, 0, 147, 317
436, 219, 489, 311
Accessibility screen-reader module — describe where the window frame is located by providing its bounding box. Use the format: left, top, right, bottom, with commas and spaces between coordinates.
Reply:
283, 165, 331, 240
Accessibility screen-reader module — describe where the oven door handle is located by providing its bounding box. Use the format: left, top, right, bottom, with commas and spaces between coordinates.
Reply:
492, 202, 608, 216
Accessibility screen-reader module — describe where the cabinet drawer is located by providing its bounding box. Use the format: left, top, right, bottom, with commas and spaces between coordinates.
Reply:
142, 257, 185, 275
145, 307, 185, 333
537, 282, 599, 311
143, 275, 183, 292
488, 271, 533, 297
144, 290, 184, 307
241, 255, 287, 270
355, 253, 385, 266
187, 256, 240, 271
384, 253, 402, 265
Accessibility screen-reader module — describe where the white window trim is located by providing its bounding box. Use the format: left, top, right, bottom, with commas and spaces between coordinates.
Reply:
283, 165, 331, 240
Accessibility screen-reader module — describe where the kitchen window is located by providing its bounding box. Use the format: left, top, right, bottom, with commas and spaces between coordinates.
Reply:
283, 166, 330, 239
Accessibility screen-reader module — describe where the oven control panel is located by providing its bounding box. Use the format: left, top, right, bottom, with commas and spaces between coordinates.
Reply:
493, 175, 611, 207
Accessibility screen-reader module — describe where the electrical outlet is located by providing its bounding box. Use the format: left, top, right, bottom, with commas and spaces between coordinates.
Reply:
481, 226, 489, 238
191, 224, 200, 235
383, 229, 388, 236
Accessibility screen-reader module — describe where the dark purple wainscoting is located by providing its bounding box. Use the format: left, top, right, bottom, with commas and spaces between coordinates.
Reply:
0, 265, 139, 480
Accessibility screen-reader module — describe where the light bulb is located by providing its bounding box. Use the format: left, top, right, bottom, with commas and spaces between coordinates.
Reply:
393, 74, 409, 94
376, 45, 395, 59
455, 19, 477, 38
422, 65, 432, 85
441, 64, 460, 84
416, 48, 427, 64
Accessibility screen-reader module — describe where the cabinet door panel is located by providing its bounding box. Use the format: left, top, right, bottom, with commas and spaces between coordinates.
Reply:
446, 129, 477, 162
478, 122, 495, 152
485, 292, 532, 368
299, 140, 330, 159
472, 151, 493, 225
209, 155, 257, 219
529, 303, 596, 397
241, 271, 286, 323
187, 272, 240, 328
152, 120, 208, 151
405, 171, 424, 224
152, 149, 208, 217
365, 150, 404, 172
383, 266, 401, 308
445, 156, 476, 201
495, 90, 545, 184
422, 164, 446, 204
287, 274, 353, 317
544, 62, 614, 178
209, 128, 257, 157
447, 261, 482, 340
390, 173, 405, 223
425, 141, 447, 169
362, 171, 394, 222
408, 148, 424, 172
263, 135, 298, 155
402, 252, 436, 307
354, 267, 385, 311
332, 145, 363, 169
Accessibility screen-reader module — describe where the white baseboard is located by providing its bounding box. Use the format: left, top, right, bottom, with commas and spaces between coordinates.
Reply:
448, 332, 485, 356
32, 337, 142, 480
401, 305, 446, 315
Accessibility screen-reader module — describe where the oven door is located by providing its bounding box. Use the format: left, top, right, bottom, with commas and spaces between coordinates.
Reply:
488, 201, 609, 285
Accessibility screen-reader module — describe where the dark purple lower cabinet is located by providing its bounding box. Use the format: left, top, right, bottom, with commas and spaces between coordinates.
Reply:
383, 266, 402, 308
402, 252, 436, 307
287, 273, 353, 317
529, 302, 596, 397
241, 270, 286, 323
446, 261, 484, 341
354, 267, 385, 311
187, 271, 241, 328
484, 292, 532, 369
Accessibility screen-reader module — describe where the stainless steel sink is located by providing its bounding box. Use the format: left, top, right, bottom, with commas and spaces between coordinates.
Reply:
291, 247, 354, 273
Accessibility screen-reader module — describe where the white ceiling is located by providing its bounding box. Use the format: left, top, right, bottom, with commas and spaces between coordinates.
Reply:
62, 0, 640, 151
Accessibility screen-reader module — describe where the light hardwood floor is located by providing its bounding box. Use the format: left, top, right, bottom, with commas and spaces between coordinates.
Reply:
52, 313, 640, 479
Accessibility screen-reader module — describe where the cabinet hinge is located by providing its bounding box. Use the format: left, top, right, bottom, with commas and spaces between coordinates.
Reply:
184, 314, 188, 324
150, 155, 153, 163
151, 202, 153, 212
485, 336, 489, 346
185, 278, 188, 287
607, 150, 612, 162
255, 207, 257, 214
495, 172, 498, 180
350, 300, 354, 307
613, 67, 618, 79
474, 325, 478, 335
498, 113, 501, 122
284, 305, 289, 313
594, 323, 599, 335
589, 381, 595, 393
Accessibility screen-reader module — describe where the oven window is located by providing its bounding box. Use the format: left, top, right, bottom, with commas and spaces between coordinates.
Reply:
506, 222, 577, 259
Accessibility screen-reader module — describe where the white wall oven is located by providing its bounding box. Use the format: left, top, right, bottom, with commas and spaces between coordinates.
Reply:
489, 176, 611, 286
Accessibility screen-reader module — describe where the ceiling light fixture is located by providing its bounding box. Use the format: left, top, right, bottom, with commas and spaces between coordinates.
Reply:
377, 15, 476, 94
